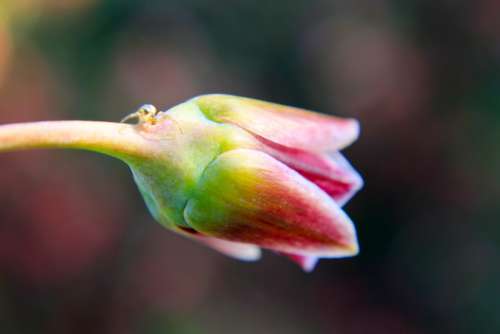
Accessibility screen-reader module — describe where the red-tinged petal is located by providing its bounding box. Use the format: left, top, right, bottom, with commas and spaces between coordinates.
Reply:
196, 237, 262, 261
280, 252, 319, 272
258, 135, 363, 206
175, 227, 262, 261
184, 149, 359, 257
194, 94, 360, 152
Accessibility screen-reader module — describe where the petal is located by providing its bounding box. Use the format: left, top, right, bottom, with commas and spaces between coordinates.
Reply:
280, 252, 319, 272
196, 237, 262, 261
258, 135, 363, 206
194, 94, 360, 152
175, 227, 262, 261
184, 149, 359, 257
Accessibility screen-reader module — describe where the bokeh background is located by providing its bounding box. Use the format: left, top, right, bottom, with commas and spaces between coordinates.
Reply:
0, 1, 499, 333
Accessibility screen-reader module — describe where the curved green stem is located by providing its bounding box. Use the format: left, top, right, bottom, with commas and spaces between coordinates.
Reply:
0, 120, 159, 162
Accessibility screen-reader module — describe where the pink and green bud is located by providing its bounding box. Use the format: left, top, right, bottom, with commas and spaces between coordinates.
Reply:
0, 95, 363, 271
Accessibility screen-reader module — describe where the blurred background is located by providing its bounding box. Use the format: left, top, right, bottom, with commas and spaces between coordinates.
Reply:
0, 0, 499, 333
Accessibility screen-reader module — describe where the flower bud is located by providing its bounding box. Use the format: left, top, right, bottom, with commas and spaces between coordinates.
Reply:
128, 95, 363, 271
0, 95, 363, 271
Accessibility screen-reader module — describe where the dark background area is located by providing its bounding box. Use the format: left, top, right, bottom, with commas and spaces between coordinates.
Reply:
0, 1, 499, 333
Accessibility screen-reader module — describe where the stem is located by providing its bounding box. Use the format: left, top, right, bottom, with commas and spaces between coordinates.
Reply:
0, 120, 160, 162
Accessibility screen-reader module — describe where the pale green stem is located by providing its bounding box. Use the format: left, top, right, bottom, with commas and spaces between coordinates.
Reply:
0, 121, 160, 162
